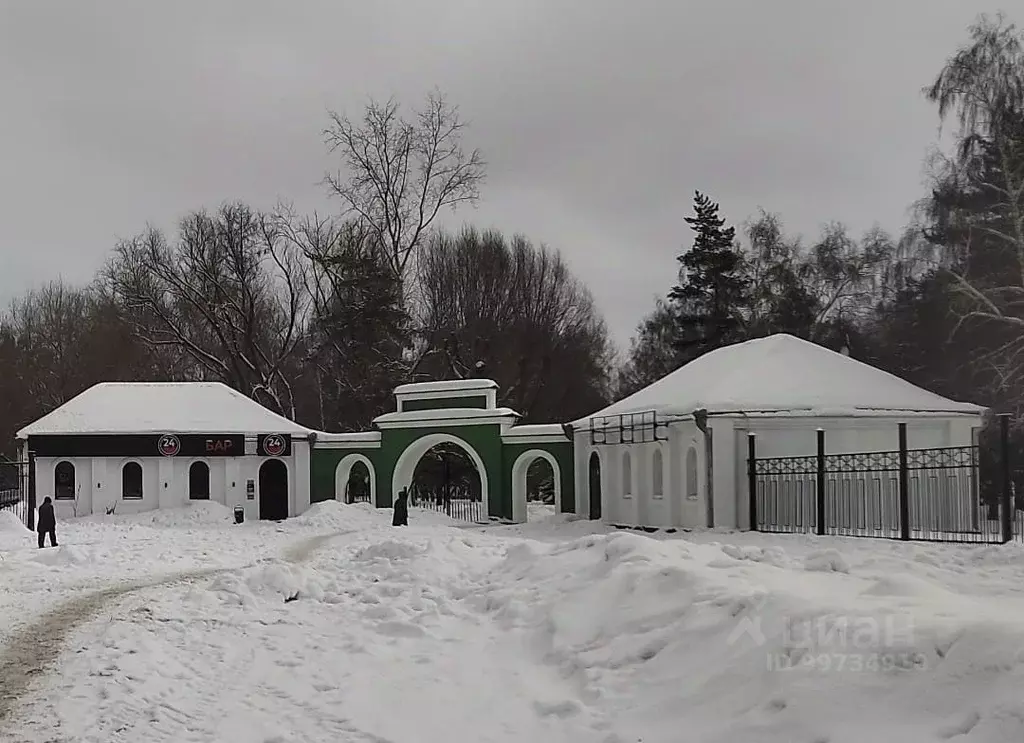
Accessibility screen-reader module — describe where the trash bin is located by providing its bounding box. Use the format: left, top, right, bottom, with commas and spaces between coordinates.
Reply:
234, 505, 244, 524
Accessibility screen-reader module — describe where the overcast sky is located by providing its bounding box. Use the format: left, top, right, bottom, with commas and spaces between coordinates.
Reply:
0, 1, 1006, 351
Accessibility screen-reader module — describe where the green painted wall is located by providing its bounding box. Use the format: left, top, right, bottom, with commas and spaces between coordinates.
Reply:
501, 440, 575, 513
401, 396, 488, 411
377, 424, 507, 518
308, 425, 576, 522
309, 447, 380, 504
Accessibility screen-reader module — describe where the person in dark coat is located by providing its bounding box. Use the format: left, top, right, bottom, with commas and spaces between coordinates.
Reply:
37, 496, 58, 548
392, 487, 409, 527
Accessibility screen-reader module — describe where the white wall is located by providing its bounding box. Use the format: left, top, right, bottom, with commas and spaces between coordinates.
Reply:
572, 422, 707, 530
35, 450, 307, 522
572, 413, 983, 531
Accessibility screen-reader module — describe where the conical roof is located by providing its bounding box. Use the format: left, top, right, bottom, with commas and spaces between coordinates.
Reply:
576, 334, 984, 425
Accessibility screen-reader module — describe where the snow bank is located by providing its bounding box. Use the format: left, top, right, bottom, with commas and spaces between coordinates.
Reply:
0, 510, 28, 533
29, 545, 94, 568
290, 500, 384, 530
472, 531, 1024, 741
144, 501, 234, 527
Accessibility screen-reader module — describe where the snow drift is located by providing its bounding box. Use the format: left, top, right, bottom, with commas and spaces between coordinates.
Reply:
474, 531, 1024, 742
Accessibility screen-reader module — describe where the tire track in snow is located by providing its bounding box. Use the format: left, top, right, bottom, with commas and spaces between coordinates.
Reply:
0, 530, 345, 727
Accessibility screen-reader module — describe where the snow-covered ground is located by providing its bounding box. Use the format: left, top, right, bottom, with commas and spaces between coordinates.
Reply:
3, 502, 1024, 742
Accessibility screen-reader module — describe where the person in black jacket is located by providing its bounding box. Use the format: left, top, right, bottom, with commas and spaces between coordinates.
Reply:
37, 496, 58, 548
392, 487, 409, 527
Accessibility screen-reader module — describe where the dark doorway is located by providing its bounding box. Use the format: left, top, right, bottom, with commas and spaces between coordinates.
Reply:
410, 442, 483, 522
189, 461, 210, 500
346, 461, 371, 504
588, 452, 602, 520
259, 459, 289, 520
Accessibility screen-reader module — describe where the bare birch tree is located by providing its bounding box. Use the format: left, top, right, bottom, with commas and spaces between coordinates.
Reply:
323, 90, 486, 280
924, 13, 1024, 381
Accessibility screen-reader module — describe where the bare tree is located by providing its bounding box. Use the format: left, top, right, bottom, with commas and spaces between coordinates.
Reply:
418, 227, 612, 422
323, 90, 486, 280
0, 280, 169, 454
102, 203, 310, 417
922, 14, 1024, 380
275, 208, 409, 429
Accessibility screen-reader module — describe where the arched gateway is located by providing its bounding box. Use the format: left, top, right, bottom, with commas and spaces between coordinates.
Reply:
308, 379, 574, 523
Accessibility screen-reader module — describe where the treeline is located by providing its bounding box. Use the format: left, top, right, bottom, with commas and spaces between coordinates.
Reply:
2, 15, 1022, 475
0, 93, 613, 453
621, 14, 1024, 480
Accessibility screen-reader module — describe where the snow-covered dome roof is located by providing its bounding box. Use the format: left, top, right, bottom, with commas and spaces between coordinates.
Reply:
576, 334, 985, 425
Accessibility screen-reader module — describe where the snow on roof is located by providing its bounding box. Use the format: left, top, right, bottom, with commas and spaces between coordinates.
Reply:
575, 334, 985, 426
502, 424, 568, 439
17, 382, 313, 438
393, 379, 498, 396
373, 407, 520, 427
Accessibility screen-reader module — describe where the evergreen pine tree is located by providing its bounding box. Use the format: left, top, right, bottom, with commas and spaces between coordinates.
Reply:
669, 191, 751, 360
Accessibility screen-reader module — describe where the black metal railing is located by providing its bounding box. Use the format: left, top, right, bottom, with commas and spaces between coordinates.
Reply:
749, 419, 1012, 544
344, 482, 372, 504
0, 455, 36, 530
409, 483, 485, 523
589, 410, 669, 446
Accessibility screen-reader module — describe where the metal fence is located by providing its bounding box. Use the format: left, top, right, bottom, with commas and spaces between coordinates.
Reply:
0, 456, 36, 530
408, 483, 485, 523
749, 419, 1013, 544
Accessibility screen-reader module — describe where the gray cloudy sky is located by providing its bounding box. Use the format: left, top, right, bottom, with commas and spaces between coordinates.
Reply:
0, 1, 1006, 351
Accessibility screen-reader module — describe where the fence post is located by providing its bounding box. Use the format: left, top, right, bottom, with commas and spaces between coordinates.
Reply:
747, 433, 757, 532
898, 423, 910, 541
816, 429, 826, 536
1000, 413, 1013, 543
27, 449, 36, 532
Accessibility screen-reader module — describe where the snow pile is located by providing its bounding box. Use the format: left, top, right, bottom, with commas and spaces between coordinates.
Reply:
0, 510, 28, 533
204, 560, 336, 606
144, 501, 234, 527
29, 544, 94, 568
720, 542, 792, 567
803, 547, 851, 573
472, 531, 1024, 741
0, 510, 31, 551
290, 499, 384, 531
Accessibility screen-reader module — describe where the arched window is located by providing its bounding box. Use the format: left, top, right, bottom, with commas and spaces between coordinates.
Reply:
622, 451, 632, 497
652, 449, 664, 499
189, 461, 210, 500
122, 462, 143, 500
686, 446, 698, 500
55, 461, 76, 500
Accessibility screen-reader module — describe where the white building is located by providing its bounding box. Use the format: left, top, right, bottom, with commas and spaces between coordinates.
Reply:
17, 382, 313, 521
570, 334, 987, 530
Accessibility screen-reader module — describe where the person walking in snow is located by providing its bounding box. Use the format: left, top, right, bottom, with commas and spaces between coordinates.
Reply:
392, 487, 409, 527
37, 496, 58, 548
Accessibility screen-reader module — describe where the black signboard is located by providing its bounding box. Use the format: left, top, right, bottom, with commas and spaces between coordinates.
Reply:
29, 434, 246, 458
257, 434, 291, 457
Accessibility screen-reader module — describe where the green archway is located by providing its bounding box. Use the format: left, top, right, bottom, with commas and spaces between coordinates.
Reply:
308, 379, 575, 523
